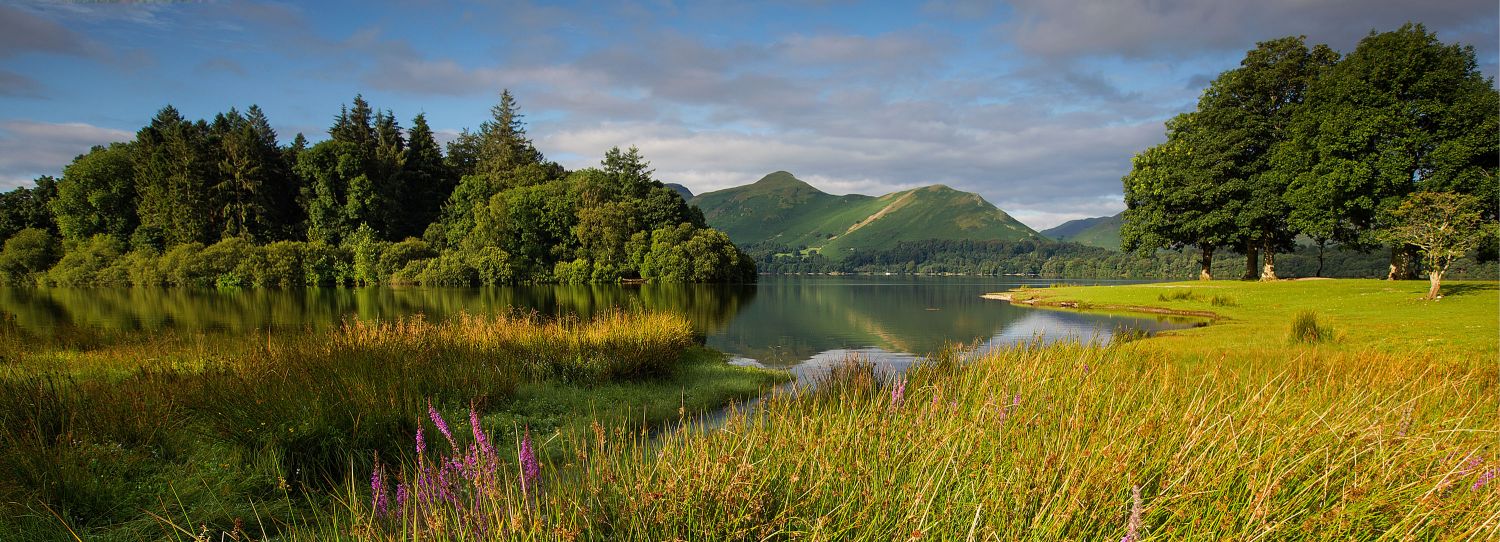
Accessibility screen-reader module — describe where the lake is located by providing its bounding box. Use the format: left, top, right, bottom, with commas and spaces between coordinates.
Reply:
0, 276, 1194, 378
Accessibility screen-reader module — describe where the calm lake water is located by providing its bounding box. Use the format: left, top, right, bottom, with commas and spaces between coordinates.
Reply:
0, 276, 1194, 377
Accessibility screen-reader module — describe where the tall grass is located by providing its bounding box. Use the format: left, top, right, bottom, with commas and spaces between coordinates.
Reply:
335, 342, 1498, 540
0, 310, 706, 541
1289, 310, 1333, 344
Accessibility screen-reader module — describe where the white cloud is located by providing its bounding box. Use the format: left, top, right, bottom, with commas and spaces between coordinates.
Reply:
0, 121, 133, 189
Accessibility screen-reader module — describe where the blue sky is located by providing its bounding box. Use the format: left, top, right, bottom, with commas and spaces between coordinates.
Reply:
1, 0, 1495, 229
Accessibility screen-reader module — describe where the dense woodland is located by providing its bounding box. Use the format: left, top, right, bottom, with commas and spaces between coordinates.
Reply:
1121, 25, 1498, 287
0, 92, 755, 286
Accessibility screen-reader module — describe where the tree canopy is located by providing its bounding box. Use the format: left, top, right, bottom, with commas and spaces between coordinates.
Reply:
0, 91, 754, 286
1124, 24, 1498, 283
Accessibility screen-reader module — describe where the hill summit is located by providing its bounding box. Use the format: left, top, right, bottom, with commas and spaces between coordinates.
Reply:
689, 171, 1037, 257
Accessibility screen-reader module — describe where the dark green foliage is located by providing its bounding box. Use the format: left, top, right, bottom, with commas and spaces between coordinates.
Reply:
0, 228, 59, 282
6, 90, 746, 287
53, 144, 139, 245
1121, 113, 1239, 279
639, 223, 758, 283
750, 237, 1496, 280
134, 107, 220, 246
0, 176, 58, 240
44, 235, 125, 286
1126, 26, 1498, 280
1276, 24, 1499, 251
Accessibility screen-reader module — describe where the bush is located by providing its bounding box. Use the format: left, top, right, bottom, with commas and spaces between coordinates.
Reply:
1289, 310, 1333, 344
378, 238, 435, 278
158, 242, 207, 286
117, 249, 165, 286
301, 241, 348, 286
46, 234, 124, 286
0, 228, 59, 283
554, 258, 592, 284
471, 246, 514, 286
262, 241, 304, 287
413, 252, 478, 286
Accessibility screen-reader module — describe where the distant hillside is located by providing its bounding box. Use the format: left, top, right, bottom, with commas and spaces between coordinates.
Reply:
689, 171, 1037, 258
665, 183, 693, 200
1041, 212, 1123, 250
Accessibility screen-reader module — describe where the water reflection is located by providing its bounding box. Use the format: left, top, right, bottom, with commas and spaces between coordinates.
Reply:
0, 277, 1195, 376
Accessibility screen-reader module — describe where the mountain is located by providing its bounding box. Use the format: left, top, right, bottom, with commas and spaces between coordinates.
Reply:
665, 183, 693, 200
1040, 212, 1123, 250
689, 171, 1037, 258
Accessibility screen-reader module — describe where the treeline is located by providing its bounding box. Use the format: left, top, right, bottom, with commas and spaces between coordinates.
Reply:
1122, 24, 1498, 286
0, 91, 755, 286
749, 238, 1498, 280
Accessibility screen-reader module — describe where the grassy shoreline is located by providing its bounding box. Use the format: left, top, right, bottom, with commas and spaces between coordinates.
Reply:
4, 280, 1496, 539
303, 279, 1496, 540
0, 311, 785, 541
1000, 279, 1498, 358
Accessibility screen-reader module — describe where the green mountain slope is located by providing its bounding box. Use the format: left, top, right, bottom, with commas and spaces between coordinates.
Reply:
690, 171, 1037, 258
1040, 212, 1123, 250
664, 183, 693, 200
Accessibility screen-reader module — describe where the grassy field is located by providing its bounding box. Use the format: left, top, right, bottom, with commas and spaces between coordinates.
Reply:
0, 311, 784, 541
1007, 279, 1498, 358
289, 278, 1496, 540
6, 280, 1495, 540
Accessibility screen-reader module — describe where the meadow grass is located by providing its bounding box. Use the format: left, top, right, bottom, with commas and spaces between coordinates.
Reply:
309, 279, 1496, 540
0, 310, 782, 541
1008, 279, 1499, 358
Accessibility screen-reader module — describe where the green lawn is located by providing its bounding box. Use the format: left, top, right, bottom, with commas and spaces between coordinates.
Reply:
1006, 279, 1498, 359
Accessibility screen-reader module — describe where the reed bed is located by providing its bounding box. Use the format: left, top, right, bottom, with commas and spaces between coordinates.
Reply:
335, 342, 1497, 541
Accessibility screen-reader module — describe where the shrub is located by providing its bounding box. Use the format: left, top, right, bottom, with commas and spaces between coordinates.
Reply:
113, 249, 165, 286
413, 252, 478, 286
378, 238, 435, 278
262, 241, 304, 287
554, 258, 592, 284
46, 234, 124, 286
158, 242, 207, 286
0, 228, 60, 282
471, 246, 514, 286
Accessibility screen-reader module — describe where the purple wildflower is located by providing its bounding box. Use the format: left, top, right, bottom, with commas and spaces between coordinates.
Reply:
415, 421, 426, 456
370, 459, 388, 518
428, 401, 455, 449
519, 429, 541, 494
394, 482, 408, 514
1012, 393, 1021, 407
470, 406, 494, 460
1120, 484, 1142, 542
889, 378, 906, 410
1476, 467, 1496, 490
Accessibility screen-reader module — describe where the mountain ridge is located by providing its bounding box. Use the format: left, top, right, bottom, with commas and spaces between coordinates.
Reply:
1040, 212, 1123, 250
689, 172, 1037, 258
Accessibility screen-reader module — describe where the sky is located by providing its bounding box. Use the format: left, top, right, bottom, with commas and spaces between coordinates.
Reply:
0, 0, 1495, 230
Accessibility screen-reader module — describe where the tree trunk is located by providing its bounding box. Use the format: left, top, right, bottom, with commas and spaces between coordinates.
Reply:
1387, 245, 1419, 280
1427, 270, 1443, 300
1259, 239, 1277, 281
1315, 239, 1326, 277
1198, 245, 1214, 281
1242, 240, 1259, 281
